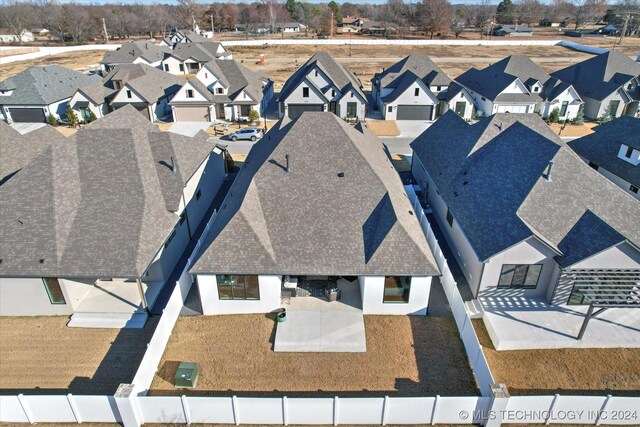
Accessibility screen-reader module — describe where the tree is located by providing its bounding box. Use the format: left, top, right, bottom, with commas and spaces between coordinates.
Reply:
0, 0, 35, 44
470, 0, 495, 38
496, 0, 515, 24
417, 0, 452, 39
47, 113, 57, 126
451, 9, 466, 38
515, 0, 544, 25
328, 1, 343, 24
285, 0, 299, 18
248, 109, 260, 123
66, 108, 78, 127
549, 107, 560, 123
177, 0, 199, 30
571, 106, 585, 125
88, 111, 97, 123
571, 0, 608, 29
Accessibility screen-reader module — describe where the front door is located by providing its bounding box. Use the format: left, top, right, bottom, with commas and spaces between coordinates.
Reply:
217, 104, 225, 120
454, 101, 466, 116
80, 107, 91, 122
346, 102, 357, 118
329, 101, 337, 114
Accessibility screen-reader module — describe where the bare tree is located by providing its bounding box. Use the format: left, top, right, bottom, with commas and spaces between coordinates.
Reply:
515, 0, 545, 25
60, 5, 94, 42
177, 0, 199, 30
417, 0, 452, 39
0, 0, 35, 44
450, 8, 466, 38
572, 0, 608, 29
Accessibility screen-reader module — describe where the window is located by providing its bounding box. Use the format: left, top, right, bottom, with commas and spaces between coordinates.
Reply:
280, 102, 285, 113
559, 101, 569, 117
179, 64, 184, 72
630, 185, 639, 194
588, 161, 599, 171
437, 86, 441, 91
350, 92, 354, 98
627, 82, 633, 90
414, 88, 420, 96
331, 89, 335, 97
205, 72, 208, 78
126, 90, 132, 99
533, 86, 539, 92
383, 276, 411, 303
163, 64, 169, 72
113, 81, 121, 90
216, 87, 223, 94
481, 96, 486, 101
498, 264, 542, 289
387, 105, 392, 113
217, 275, 260, 300
624, 145, 633, 158
186, 89, 194, 98
164, 230, 176, 248
455, 101, 466, 116
346, 102, 357, 117
196, 189, 202, 200
608, 100, 620, 116
303, 87, 309, 98
43, 278, 65, 304
446, 208, 454, 227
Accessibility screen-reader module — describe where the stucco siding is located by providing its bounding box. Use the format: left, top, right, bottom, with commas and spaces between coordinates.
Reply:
197, 274, 282, 314
359, 275, 432, 315
569, 242, 640, 270
0, 277, 74, 316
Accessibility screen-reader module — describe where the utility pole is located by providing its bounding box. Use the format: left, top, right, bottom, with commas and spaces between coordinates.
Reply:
331, 10, 334, 38
620, 13, 629, 44
102, 17, 109, 43
211, 14, 215, 41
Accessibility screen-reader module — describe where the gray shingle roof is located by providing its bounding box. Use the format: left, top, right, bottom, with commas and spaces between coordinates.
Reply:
0, 65, 100, 105
374, 54, 451, 89
552, 50, 640, 101
100, 40, 170, 65
0, 105, 216, 278
191, 112, 439, 276
568, 116, 640, 186
169, 42, 228, 62
410, 111, 640, 265
109, 64, 184, 104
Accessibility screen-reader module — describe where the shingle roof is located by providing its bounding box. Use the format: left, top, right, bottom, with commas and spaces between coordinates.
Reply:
0, 105, 216, 278
374, 54, 451, 89
551, 50, 640, 101
191, 112, 439, 276
0, 65, 100, 105
410, 111, 640, 265
109, 64, 184, 104
100, 40, 170, 65
568, 116, 640, 186
169, 42, 228, 62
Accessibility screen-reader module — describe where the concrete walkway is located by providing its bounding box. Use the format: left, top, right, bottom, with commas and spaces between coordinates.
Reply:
274, 279, 366, 352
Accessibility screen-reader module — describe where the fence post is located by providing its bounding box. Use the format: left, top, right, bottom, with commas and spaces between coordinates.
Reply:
381, 396, 389, 426
430, 395, 440, 425
333, 396, 339, 426
67, 394, 82, 423
595, 395, 611, 426
181, 395, 191, 425
17, 394, 35, 424
282, 396, 288, 426
484, 383, 510, 427
545, 394, 560, 425
113, 384, 143, 427
232, 395, 240, 425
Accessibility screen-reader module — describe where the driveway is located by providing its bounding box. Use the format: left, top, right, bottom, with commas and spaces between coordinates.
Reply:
395, 120, 432, 138
10, 122, 46, 135
166, 122, 211, 137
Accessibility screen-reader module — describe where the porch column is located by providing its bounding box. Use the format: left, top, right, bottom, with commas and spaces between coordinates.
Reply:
136, 278, 149, 312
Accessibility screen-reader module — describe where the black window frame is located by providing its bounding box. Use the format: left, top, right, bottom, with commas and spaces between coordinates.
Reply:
414, 88, 420, 96
43, 278, 66, 304
126, 90, 132, 99
588, 161, 599, 170
163, 64, 169, 72
624, 145, 633, 158
302, 87, 309, 98
497, 264, 542, 289
186, 89, 194, 99
216, 87, 224, 94
387, 105, 392, 113
216, 275, 260, 300
179, 64, 184, 72
446, 208, 454, 227
559, 100, 569, 117
630, 184, 639, 194
383, 276, 411, 303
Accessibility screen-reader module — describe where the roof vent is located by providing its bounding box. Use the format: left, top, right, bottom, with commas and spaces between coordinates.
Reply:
285, 154, 290, 174
39, 258, 45, 264
543, 160, 554, 181
337, 172, 345, 177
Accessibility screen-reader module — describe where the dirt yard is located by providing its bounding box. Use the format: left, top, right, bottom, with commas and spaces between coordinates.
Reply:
473, 319, 640, 396
0, 316, 157, 395
0, 50, 104, 78
549, 121, 598, 137
367, 120, 401, 137
149, 314, 478, 397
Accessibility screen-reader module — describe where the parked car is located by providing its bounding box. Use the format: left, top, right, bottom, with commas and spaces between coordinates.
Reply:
228, 127, 262, 141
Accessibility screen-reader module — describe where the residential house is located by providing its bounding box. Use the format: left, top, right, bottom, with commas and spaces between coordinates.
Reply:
0, 29, 34, 43
170, 59, 274, 122
338, 16, 368, 34
106, 64, 184, 122
552, 50, 640, 119
278, 52, 367, 120
0, 65, 100, 123
280, 22, 306, 32
371, 54, 473, 121
492, 24, 533, 36
0, 105, 226, 328
162, 42, 233, 75
410, 111, 639, 346
568, 116, 640, 199
30, 28, 50, 36
190, 112, 439, 315
164, 29, 210, 45
456, 55, 583, 119
360, 21, 387, 36
100, 40, 171, 73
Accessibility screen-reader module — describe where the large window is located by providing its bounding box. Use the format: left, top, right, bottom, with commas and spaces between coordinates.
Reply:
43, 278, 66, 304
498, 264, 542, 289
383, 276, 411, 303
346, 102, 357, 117
559, 101, 569, 117
217, 275, 260, 300
608, 100, 620, 116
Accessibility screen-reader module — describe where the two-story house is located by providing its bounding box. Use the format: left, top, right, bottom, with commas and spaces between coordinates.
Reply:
278, 52, 367, 120
170, 59, 273, 122
162, 42, 233, 75
100, 40, 171, 74
371, 54, 473, 121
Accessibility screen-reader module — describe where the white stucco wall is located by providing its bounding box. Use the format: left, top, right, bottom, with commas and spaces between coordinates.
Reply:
181, 150, 226, 232
541, 87, 582, 120
197, 274, 282, 314
0, 277, 74, 316
576, 154, 640, 200
111, 84, 145, 104
69, 91, 107, 120
173, 81, 210, 103
163, 56, 190, 75
337, 89, 366, 120
570, 242, 640, 270
359, 275, 432, 315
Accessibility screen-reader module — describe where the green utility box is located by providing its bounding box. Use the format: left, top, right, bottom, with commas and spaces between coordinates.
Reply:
174, 362, 199, 388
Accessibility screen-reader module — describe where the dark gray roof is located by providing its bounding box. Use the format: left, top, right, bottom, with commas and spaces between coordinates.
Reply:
191, 112, 439, 276
76, 81, 113, 105
0, 105, 216, 278
0, 65, 100, 105
109, 64, 184, 104
169, 42, 229, 62
176, 30, 209, 43
410, 111, 640, 265
552, 51, 640, 101
279, 52, 366, 102
374, 54, 451, 89
568, 116, 640, 186
494, 24, 533, 33
100, 41, 170, 65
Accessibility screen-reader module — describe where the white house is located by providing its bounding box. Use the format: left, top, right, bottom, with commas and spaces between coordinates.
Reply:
190, 112, 440, 316
0, 106, 226, 328
371, 54, 473, 121
0, 29, 34, 43
162, 42, 233, 75
280, 22, 306, 32
170, 59, 273, 122
552, 50, 640, 119
456, 55, 583, 120
100, 40, 170, 73
0, 65, 100, 123
568, 116, 640, 199
278, 52, 367, 120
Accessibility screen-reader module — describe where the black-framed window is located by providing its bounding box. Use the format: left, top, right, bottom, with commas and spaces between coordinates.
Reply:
217, 275, 260, 300
347, 102, 357, 117
179, 64, 184, 72
383, 276, 411, 303
126, 90, 132, 99
164, 230, 176, 248
163, 64, 169, 71
559, 101, 569, 117
43, 278, 66, 304
624, 145, 633, 158
588, 161, 599, 170
446, 209, 454, 227
630, 185, 638, 194
414, 88, 420, 96
302, 87, 309, 98
196, 189, 202, 200
186, 89, 194, 98
498, 264, 542, 289
216, 87, 223, 94
387, 105, 392, 113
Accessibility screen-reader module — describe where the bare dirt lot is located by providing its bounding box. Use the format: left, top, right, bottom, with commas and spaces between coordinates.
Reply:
473, 319, 640, 396
0, 50, 104, 78
149, 314, 478, 397
0, 316, 157, 395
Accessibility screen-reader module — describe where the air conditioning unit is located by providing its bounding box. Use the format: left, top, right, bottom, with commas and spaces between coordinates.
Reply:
174, 362, 199, 388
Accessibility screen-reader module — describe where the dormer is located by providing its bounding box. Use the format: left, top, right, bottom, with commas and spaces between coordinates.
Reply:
624, 78, 637, 92
618, 143, 640, 166
528, 81, 542, 94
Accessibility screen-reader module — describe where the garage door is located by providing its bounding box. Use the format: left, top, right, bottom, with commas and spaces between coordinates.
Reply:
288, 104, 323, 118
174, 106, 209, 122
397, 105, 433, 120
9, 108, 46, 123
496, 105, 529, 113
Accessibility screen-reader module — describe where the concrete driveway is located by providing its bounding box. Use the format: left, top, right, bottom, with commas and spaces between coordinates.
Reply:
166, 122, 211, 137
396, 120, 432, 138
10, 122, 46, 135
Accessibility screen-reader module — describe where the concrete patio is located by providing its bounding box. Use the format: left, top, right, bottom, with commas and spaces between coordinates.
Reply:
274, 278, 366, 352
479, 296, 640, 350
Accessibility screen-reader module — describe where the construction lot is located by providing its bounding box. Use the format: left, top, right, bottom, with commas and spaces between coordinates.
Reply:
0, 316, 157, 395
149, 314, 478, 397
473, 319, 640, 396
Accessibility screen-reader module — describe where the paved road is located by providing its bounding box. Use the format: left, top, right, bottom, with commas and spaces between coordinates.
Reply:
0, 44, 117, 65
241, 56, 590, 64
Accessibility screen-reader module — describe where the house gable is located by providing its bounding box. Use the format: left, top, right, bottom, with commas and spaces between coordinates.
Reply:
111, 84, 146, 104
499, 78, 530, 95
283, 78, 326, 104
384, 78, 438, 106
173, 81, 210, 103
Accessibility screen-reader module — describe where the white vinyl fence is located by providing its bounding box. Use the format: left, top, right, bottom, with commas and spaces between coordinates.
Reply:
0, 395, 121, 424
222, 38, 561, 47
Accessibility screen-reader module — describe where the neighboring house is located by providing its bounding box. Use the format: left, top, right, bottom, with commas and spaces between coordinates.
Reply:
280, 22, 306, 32
0, 105, 226, 328
371, 54, 473, 121
338, 16, 368, 33
100, 40, 171, 73
30, 28, 50, 36
492, 24, 533, 36
568, 116, 640, 199
164, 29, 210, 45
190, 112, 440, 315
552, 50, 640, 119
0, 65, 100, 123
68, 80, 113, 122
411, 112, 639, 319
456, 55, 583, 119
360, 21, 387, 36
278, 52, 367, 120
162, 42, 233, 75
170, 59, 274, 122
107, 64, 184, 122
0, 29, 34, 43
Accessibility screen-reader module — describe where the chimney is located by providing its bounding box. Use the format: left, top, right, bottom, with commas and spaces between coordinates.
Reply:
285, 154, 290, 174
544, 160, 554, 181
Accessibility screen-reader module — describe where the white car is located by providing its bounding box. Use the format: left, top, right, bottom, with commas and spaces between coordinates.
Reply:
228, 127, 262, 141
